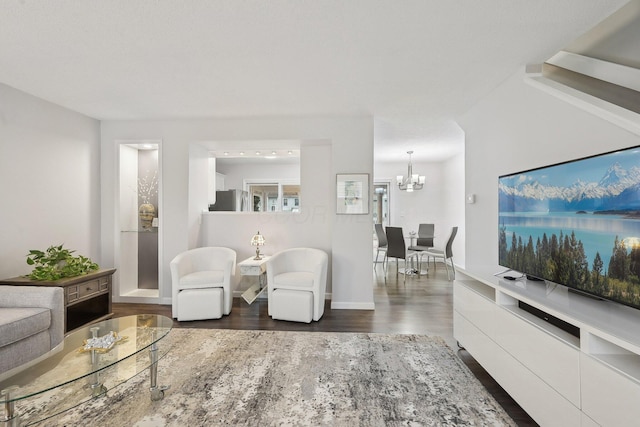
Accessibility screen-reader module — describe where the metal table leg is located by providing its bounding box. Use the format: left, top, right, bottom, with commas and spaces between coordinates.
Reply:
1, 386, 20, 427
148, 334, 169, 401
89, 327, 107, 397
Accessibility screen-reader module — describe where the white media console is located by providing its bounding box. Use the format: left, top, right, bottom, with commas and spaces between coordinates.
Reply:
454, 269, 640, 426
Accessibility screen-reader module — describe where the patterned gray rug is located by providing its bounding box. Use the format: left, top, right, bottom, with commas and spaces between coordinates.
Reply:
25, 329, 515, 426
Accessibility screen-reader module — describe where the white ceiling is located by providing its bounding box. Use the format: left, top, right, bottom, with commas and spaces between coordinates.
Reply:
0, 0, 629, 162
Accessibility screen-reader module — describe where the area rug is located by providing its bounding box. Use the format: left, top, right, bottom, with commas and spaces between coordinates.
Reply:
23, 329, 515, 426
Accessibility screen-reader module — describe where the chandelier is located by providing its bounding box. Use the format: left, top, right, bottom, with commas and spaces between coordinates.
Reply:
396, 151, 425, 192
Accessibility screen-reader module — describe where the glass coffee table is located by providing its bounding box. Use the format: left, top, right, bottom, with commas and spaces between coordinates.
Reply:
0, 314, 172, 426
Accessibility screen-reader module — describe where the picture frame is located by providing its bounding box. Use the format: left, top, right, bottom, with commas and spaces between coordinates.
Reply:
336, 173, 369, 214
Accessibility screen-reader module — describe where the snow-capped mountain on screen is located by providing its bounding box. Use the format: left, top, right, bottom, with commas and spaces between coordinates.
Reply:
499, 163, 640, 212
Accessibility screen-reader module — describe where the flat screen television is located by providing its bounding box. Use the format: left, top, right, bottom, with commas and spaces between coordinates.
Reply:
498, 145, 640, 310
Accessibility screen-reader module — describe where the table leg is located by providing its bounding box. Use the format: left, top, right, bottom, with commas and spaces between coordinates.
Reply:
403, 254, 419, 275
89, 327, 107, 397
148, 337, 169, 401
1, 386, 20, 427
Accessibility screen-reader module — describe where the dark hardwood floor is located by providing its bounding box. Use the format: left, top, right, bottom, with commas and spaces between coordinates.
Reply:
112, 262, 538, 426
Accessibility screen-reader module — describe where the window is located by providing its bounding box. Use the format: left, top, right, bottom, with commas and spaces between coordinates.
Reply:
246, 181, 300, 212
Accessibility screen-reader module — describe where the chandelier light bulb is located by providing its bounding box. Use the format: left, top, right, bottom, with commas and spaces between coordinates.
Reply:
397, 150, 425, 192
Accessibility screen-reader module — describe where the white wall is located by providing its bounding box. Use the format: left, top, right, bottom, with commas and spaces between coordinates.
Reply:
202, 144, 333, 292
101, 117, 374, 309
0, 83, 101, 279
441, 150, 466, 268
460, 67, 640, 272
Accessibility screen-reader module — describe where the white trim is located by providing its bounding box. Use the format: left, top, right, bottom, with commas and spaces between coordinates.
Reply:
546, 51, 640, 93
331, 301, 375, 310
524, 74, 640, 137
114, 139, 163, 303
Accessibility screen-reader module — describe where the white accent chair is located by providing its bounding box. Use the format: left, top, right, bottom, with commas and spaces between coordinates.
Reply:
170, 247, 236, 321
266, 248, 329, 323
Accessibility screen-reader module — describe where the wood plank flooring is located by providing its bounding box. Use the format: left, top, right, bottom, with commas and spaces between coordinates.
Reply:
112, 261, 538, 426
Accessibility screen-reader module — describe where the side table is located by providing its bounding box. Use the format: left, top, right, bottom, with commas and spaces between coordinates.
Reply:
238, 256, 270, 304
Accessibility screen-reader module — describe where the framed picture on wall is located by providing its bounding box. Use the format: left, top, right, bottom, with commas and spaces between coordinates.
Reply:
336, 173, 369, 214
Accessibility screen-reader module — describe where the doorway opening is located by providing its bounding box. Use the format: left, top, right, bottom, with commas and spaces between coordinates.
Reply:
373, 182, 390, 227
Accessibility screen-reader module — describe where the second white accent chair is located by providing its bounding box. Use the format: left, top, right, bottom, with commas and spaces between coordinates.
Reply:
266, 248, 329, 323
170, 247, 236, 321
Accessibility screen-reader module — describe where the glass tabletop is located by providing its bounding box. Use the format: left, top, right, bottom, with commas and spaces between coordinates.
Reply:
0, 314, 172, 403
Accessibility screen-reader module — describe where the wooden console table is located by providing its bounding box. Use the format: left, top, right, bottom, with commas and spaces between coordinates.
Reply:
0, 268, 116, 333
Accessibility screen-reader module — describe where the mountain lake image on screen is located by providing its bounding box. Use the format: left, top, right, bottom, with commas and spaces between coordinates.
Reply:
498, 145, 640, 310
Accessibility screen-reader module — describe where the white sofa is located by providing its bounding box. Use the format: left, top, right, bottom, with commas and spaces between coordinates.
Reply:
0, 285, 64, 375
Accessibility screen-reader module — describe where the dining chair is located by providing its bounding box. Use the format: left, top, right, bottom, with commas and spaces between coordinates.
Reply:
408, 223, 435, 274
374, 223, 388, 269
423, 226, 458, 280
385, 226, 418, 284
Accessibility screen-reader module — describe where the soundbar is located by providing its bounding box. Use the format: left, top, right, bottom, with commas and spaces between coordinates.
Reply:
518, 300, 580, 338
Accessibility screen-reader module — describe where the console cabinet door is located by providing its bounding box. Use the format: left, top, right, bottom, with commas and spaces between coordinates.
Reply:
453, 283, 495, 335
493, 307, 581, 406
455, 312, 581, 427
581, 353, 640, 427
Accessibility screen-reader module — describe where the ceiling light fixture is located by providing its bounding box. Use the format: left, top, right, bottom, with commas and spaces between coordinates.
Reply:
396, 151, 425, 193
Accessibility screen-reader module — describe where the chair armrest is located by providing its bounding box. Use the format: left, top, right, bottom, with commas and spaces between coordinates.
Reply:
0, 285, 64, 348
223, 257, 236, 286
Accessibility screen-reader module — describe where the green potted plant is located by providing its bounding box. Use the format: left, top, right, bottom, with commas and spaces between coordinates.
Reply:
26, 244, 99, 281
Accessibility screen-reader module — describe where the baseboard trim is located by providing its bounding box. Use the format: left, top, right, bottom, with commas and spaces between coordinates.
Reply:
331, 301, 375, 310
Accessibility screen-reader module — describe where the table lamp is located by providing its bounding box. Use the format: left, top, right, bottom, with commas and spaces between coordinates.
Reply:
251, 231, 265, 260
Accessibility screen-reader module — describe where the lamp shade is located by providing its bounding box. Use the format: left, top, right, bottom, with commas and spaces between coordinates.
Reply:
251, 231, 265, 260
251, 231, 265, 246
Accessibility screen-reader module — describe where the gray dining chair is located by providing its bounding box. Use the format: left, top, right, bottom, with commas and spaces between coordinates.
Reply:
423, 226, 458, 280
385, 226, 418, 284
374, 223, 388, 269
408, 223, 435, 274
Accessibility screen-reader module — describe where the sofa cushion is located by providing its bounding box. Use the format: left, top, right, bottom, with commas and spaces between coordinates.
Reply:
272, 272, 315, 288
0, 331, 51, 375
179, 271, 225, 289
0, 308, 51, 347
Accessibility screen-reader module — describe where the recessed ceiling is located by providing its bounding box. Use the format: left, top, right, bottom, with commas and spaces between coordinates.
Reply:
0, 0, 629, 162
